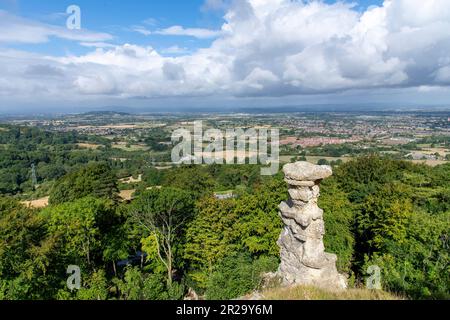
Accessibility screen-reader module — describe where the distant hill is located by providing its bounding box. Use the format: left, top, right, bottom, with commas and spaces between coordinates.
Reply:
81, 111, 131, 116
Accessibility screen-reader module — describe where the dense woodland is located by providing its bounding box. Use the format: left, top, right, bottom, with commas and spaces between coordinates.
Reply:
0, 125, 448, 300
0, 125, 172, 197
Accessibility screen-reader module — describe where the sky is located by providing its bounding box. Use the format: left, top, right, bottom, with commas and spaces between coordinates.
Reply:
1, 0, 450, 113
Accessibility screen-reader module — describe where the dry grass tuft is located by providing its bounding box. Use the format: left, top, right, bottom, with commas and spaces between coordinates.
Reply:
262, 285, 402, 300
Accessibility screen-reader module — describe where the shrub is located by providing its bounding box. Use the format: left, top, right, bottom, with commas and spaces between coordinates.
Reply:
205, 252, 278, 300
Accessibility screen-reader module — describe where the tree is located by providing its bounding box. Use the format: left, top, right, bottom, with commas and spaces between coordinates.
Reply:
114, 266, 184, 300
235, 179, 285, 256
356, 183, 412, 259
365, 211, 449, 299
184, 197, 240, 288
318, 159, 330, 165
41, 197, 117, 270
205, 252, 278, 300
319, 178, 355, 273
142, 167, 165, 186
163, 166, 215, 199
49, 162, 118, 205
0, 198, 50, 299
129, 188, 194, 286
184, 178, 285, 290
334, 155, 407, 202
330, 156, 449, 298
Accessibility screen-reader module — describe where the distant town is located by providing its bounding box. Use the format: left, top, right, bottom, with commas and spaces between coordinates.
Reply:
3, 110, 450, 167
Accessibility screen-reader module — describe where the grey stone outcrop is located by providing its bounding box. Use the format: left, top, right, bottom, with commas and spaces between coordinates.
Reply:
277, 162, 347, 290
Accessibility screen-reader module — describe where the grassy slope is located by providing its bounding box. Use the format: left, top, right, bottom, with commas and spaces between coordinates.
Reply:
261, 285, 401, 300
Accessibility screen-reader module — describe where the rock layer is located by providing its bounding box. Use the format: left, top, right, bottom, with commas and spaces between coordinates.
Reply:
277, 162, 347, 290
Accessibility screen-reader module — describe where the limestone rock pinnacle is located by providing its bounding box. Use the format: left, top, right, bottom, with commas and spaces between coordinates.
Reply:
277, 161, 347, 290
283, 162, 332, 181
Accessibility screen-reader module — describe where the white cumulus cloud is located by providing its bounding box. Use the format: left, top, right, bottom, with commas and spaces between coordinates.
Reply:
0, 10, 112, 44
2, 0, 450, 107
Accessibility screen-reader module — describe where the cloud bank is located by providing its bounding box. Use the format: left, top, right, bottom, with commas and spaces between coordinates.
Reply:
0, 10, 112, 44
1, 0, 450, 107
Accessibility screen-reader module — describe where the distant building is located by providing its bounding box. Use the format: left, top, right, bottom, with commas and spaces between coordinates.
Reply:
214, 192, 234, 200
280, 136, 361, 148
406, 152, 437, 161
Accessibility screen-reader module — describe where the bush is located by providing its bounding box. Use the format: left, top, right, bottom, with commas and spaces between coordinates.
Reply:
115, 267, 185, 300
319, 178, 355, 274
205, 252, 278, 300
365, 211, 449, 299
49, 162, 118, 205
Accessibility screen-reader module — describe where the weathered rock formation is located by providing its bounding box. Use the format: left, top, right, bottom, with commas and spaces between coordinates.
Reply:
277, 162, 347, 290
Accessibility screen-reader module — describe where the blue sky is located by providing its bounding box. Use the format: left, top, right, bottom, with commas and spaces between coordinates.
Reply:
0, 0, 383, 56
0, 0, 221, 56
0, 0, 449, 113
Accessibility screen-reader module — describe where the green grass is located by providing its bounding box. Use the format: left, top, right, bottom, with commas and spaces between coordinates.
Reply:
112, 143, 150, 152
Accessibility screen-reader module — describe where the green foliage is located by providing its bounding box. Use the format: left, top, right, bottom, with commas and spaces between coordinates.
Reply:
142, 167, 165, 186
335, 156, 449, 298
334, 155, 408, 202
141, 234, 167, 274
77, 270, 110, 300
161, 164, 266, 198
319, 178, 355, 273
0, 125, 112, 195
0, 198, 49, 299
49, 162, 118, 205
184, 178, 285, 290
210, 165, 262, 191
114, 267, 184, 300
184, 197, 240, 288
164, 166, 215, 199
235, 178, 285, 256
355, 183, 413, 261
129, 188, 195, 284
57, 269, 110, 300
365, 211, 449, 299
41, 197, 117, 270
205, 252, 278, 300
1, 142, 449, 301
